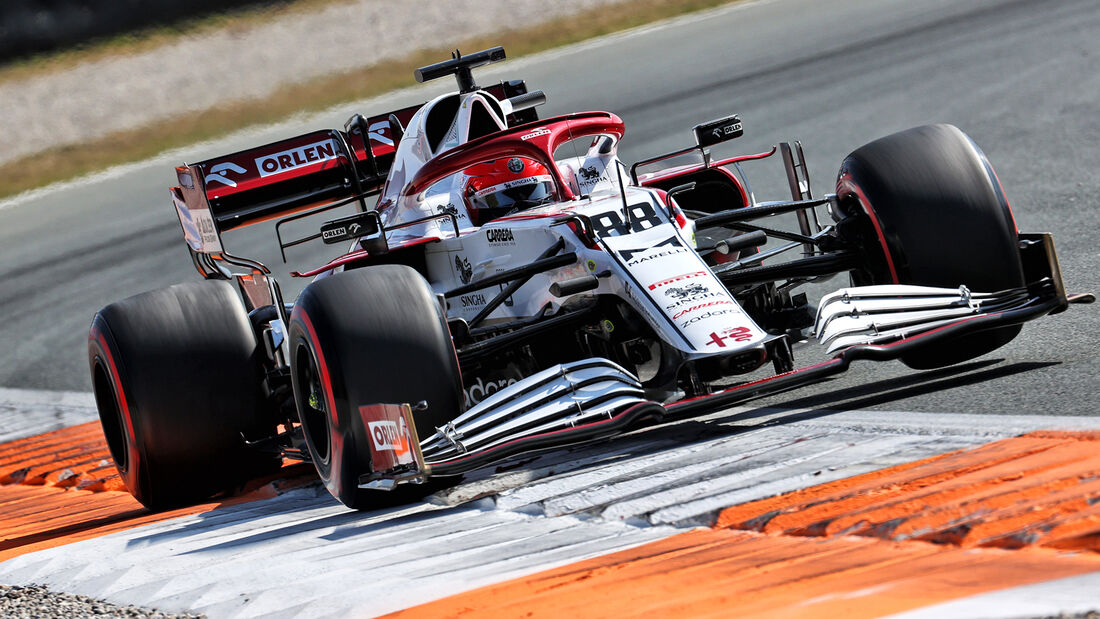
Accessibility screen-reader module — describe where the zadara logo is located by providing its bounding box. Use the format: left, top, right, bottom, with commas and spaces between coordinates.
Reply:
648, 271, 707, 291
464, 376, 518, 408
255, 139, 339, 177
368, 420, 406, 452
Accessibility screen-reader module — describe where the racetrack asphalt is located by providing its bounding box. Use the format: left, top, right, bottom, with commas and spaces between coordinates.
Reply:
1, 0, 1097, 418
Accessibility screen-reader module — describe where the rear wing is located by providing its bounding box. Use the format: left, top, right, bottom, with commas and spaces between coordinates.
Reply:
170, 80, 538, 256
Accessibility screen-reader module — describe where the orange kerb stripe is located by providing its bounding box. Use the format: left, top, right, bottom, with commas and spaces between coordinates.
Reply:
390, 431, 1100, 618
0, 422, 313, 562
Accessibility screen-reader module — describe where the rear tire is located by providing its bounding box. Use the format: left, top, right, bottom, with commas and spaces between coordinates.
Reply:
88, 280, 281, 510
288, 265, 463, 509
836, 124, 1024, 369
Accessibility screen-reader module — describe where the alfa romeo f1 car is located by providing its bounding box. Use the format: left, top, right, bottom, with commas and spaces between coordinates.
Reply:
88, 47, 1088, 509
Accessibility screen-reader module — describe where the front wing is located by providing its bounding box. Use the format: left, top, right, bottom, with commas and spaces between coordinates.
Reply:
360, 234, 1082, 486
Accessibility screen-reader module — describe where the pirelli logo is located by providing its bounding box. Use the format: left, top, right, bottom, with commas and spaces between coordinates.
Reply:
255, 139, 339, 177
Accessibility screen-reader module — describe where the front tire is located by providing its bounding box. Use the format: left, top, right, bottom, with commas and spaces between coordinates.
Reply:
837, 124, 1025, 369
288, 265, 463, 509
88, 280, 281, 509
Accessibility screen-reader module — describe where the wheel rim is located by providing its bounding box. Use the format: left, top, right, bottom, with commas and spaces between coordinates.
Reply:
294, 342, 331, 466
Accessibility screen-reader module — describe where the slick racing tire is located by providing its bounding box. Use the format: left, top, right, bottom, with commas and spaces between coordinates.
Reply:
88, 280, 282, 510
289, 265, 463, 510
837, 124, 1025, 369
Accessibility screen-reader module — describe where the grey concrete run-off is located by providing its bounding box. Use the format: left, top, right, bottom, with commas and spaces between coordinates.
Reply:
0, 387, 97, 443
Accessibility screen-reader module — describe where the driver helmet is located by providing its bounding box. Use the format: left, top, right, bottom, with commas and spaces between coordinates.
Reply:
464, 156, 555, 225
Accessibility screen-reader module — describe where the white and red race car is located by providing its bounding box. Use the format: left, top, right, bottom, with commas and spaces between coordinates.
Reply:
88, 47, 1083, 509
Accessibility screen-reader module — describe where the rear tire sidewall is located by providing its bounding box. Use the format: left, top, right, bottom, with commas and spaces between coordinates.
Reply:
836, 124, 1025, 369
88, 280, 280, 509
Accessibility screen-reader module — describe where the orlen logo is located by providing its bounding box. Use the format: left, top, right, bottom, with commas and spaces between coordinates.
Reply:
520, 128, 551, 141
255, 139, 339, 177
368, 420, 406, 452
648, 271, 707, 291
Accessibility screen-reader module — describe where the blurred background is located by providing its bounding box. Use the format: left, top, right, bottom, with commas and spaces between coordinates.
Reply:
0, 0, 291, 61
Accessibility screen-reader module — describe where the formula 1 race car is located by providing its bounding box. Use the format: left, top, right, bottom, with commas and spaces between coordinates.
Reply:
88, 47, 1086, 510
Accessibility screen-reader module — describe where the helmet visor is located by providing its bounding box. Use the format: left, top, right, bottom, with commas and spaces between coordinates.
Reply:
471, 176, 554, 212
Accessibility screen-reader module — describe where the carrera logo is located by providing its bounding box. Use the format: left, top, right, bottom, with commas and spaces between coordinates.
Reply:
671, 300, 734, 320
485, 228, 515, 244
368, 420, 406, 451
255, 139, 339, 177
520, 128, 551, 141
648, 271, 707, 291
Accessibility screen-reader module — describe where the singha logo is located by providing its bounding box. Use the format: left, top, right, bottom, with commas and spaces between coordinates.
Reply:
455, 255, 473, 284
579, 165, 600, 181
438, 203, 459, 216
664, 283, 707, 300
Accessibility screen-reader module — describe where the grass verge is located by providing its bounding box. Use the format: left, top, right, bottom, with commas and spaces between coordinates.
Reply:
0, 0, 733, 201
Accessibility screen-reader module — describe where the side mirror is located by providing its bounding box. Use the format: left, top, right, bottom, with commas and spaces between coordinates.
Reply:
320, 211, 381, 245
693, 114, 743, 148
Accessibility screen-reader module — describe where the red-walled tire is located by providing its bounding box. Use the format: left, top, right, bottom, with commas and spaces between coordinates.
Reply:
288, 265, 463, 509
88, 280, 281, 510
836, 124, 1025, 369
